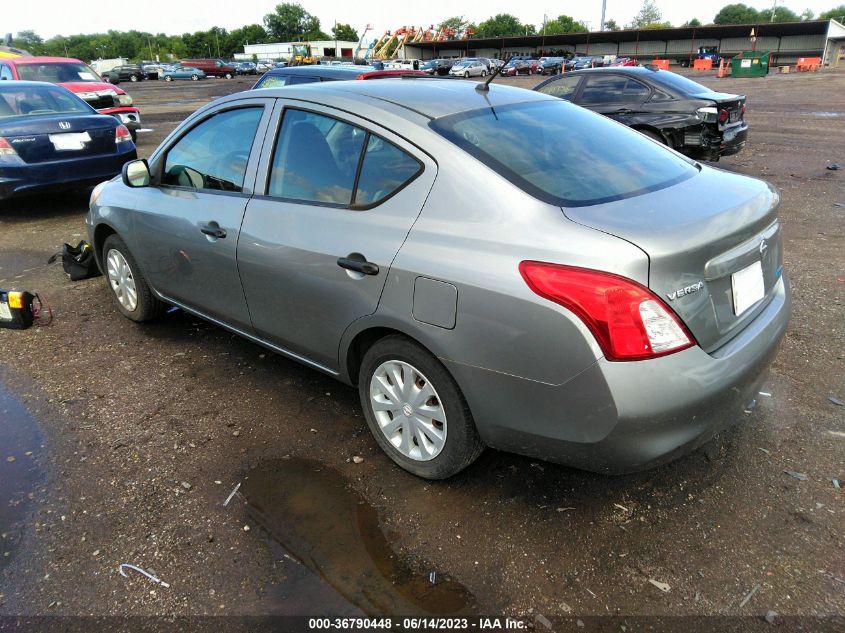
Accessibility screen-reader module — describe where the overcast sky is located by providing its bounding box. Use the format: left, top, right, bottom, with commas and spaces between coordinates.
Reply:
5, 0, 837, 41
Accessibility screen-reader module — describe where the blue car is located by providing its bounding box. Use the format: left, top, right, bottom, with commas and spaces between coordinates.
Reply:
0, 81, 136, 200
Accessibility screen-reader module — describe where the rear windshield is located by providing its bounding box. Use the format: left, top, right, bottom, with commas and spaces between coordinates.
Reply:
430, 99, 697, 207
15, 62, 101, 83
0, 84, 92, 118
651, 71, 712, 95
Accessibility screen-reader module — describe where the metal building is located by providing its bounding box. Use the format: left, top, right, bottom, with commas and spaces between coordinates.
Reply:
404, 19, 845, 67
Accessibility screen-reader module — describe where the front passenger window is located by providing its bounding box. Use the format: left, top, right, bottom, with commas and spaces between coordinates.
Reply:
163, 107, 262, 192
537, 74, 581, 100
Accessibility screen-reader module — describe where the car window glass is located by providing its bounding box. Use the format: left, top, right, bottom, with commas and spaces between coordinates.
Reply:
649, 88, 673, 102
536, 75, 581, 100
163, 107, 262, 193
0, 65, 15, 81
268, 109, 366, 205
287, 75, 320, 85
354, 136, 421, 207
431, 100, 696, 207
580, 75, 649, 104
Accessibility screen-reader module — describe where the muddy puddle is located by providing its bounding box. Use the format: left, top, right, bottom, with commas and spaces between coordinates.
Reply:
241, 457, 477, 616
0, 381, 43, 571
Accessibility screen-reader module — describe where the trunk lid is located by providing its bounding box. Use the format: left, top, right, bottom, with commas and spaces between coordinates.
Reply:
2, 114, 118, 164
562, 167, 782, 352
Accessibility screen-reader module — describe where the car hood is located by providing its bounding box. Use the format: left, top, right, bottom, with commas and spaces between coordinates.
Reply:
60, 81, 125, 95
562, 166, 782, 353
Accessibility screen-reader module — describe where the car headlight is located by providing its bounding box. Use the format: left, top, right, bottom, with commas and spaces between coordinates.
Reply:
118, 94, 133, 106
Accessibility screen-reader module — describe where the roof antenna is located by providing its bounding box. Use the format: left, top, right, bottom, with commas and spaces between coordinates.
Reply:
476, 53, 514, 92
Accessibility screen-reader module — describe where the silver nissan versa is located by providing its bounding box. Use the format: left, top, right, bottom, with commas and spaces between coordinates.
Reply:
87, 79, 790, 479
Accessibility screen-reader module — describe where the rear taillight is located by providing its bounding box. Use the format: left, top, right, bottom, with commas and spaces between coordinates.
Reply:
718, 108, 729, 123
519, 262, 695, 361
0, 137, 18, 157
115, 124, 132, 144
741, 103, 747, 118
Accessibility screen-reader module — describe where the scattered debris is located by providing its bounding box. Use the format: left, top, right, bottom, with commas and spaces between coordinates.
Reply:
764, 610, 777, 624
739, 584, 761, 608
118, 563, 170, 588
576, 620, 585, 628
758, 391, 772, 397
232, 430, 241, 437
5, 456, 14, 463
309, 428, 318, 433
829, 396, 843, 406
757, 447, 771, 455
243, 525, 250, 532
784, 470, 809, 481
613, 503, 630, 513
556, 507, 576, 513
429, 571, 436, 584
535, 613, 552, 630
834, 203, 845, 208
826, 163, 840, 170
827, 431, 845, 438
223, 482, 241, 507
833, 479, 841, 489
648, 578, 671, 593
529, 463, 544, 471
180, 482, 192, 490
352, 456, 364, 464
583, 586, 597, 598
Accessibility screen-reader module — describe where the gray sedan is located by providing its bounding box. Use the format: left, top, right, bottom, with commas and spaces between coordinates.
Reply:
87, 79, 789, 479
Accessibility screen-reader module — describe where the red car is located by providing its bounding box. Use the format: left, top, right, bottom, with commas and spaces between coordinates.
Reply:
501, 60, 533, 76
610, 57, 639, 67
0, 57, 142, 140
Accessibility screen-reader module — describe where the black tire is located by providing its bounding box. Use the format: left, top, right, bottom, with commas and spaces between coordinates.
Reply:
130, 74, 138, 82
165, 75, 172, 81
224, 72, 233, 79
102, 234, 164, 323
638, 128, 669, 146
191, 75, 199, 81
358, 335, 484, 479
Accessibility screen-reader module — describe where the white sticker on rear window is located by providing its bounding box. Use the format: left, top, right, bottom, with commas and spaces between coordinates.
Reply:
78, 72, 96, 80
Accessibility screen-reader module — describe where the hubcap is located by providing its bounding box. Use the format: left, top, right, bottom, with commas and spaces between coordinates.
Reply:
106, 249, 138, 312
369, 360, 447, 462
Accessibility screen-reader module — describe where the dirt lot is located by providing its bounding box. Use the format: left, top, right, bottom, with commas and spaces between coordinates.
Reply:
0, 70, 843, 629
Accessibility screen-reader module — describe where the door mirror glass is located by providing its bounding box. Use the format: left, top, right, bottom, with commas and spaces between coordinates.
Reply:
122, 159, 151, 188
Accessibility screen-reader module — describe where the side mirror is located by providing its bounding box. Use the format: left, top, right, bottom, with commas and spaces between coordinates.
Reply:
122, 159, 151, 188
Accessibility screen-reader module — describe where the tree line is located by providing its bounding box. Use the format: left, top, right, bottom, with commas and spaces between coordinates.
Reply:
10, 1, 845, 62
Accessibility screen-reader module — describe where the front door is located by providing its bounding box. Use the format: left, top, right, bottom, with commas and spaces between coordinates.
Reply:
129, 99, 273, 330
576, 73, 651, 124
238, 102, 437, 371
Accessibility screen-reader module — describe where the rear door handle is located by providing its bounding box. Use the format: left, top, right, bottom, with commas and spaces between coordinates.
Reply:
337, 256, 379, 276
200, 224, 226, 239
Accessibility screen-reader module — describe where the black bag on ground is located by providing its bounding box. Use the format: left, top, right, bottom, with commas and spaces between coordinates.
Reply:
47, 241, 101, 281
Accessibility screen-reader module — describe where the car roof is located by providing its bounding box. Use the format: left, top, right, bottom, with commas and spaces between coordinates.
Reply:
8, 56, 84, 65
243, 77, 554, 120
263, 65, 375, 79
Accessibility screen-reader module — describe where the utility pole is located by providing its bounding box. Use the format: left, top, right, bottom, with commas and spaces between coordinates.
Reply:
600, 0, 607, 31
334, 20, 338, 60
770, 0, 777, 22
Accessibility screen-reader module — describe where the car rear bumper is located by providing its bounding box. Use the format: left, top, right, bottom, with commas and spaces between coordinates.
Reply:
445, 273, 790, 474
0, 147, 136, 200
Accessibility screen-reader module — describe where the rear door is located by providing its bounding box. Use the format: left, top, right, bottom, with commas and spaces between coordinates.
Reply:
575, 73, 651, 124
129, 98, 274, 330
238, 101, 437, 370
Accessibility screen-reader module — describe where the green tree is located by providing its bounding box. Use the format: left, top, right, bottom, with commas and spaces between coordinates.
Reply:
713, 3, 760, 24
820, 5, 845, 19
543, 14, 588, 34
225, 24, 268, 57
12, 30, 44, 54
759, 6, 800, 21
438, 16, 467, 31
683, 17, 702, 26
800, 8, 815, 19
630, 0, 665, 27
476, 14, 532, 37
331, 23, 358, 42
263, 3, 329, 42
603, 18, 621, 30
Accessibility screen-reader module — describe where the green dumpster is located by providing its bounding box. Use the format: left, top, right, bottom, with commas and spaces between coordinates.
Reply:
731, 51, 770, 77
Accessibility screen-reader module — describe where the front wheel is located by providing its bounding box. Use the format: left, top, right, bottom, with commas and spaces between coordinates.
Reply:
224, 72, 233, 79
102, 235, 164, 323
359, 335, 484, 479
130, 74, 138, 82
165, 75, 172, 81
191, 75, 199, 81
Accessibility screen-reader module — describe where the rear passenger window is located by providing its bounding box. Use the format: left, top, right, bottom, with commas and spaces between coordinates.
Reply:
354, 136, 421, 207
268, 109, 365, 205
580, 75, 649, 104
537, 75, 581, 100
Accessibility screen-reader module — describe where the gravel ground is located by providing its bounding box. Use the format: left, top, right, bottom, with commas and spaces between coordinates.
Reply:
0, 69, 843, 627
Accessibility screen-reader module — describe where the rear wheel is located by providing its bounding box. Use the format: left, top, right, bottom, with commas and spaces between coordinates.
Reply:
130, 74, 138, 82
224, 72, 233, 79
359, 335, 484, 479
102, 235, 164, 323
191, 75, 199, 81
165, 75, 172, 82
